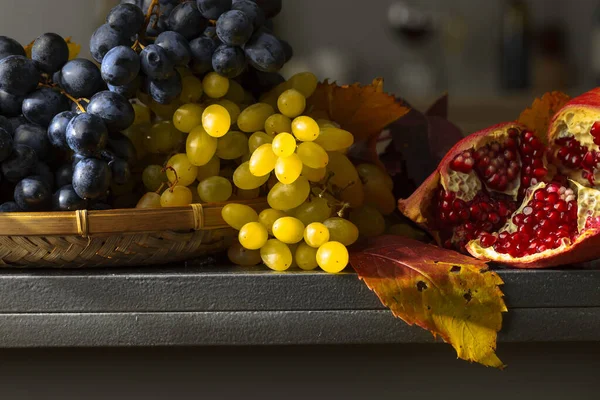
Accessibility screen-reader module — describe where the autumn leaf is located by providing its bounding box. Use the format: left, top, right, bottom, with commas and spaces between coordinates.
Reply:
307, 78, 410, 143
65, 37, 81, 60
23, 37, 81, 60
518, 91, 570, 144
350, 235, 507, 369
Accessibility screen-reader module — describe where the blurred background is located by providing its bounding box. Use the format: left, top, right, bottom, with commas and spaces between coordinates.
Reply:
1, 0, 598, 132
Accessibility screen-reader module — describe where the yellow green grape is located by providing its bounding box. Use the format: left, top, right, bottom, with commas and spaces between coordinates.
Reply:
304, 222, 330, 248
235, 187, 260, 200
291, 116, 320, 142
271, 132, 297, 157
248, 131, 273, 153
239, 222, 268, 250
267, 176, 310, 211
173, 103, 204, 133
144, 121, 183, 154
202, 72, 230, 98
295, 242, 319, 271
349, 205, 386, 238
327, 151, 364, 208
249, 143, 277, 176
136, 192, 162, 209
274, 153, 302, 184
196, 155, 220, 181
233, 161, 270, 190
197, 176, 233, 203
291, 197, 332, 226
186, 125, 218, 166
315, 127, 354, 151
260, 239, 293, 271
180, 74, 204, 103
272, 216, 305, 244
288, 72, 318, 98
364, 180, 396, 215
297, 142, 329, 169
357, 163, 394, 190
264, 113, 292, 136
142, 165, 168, 192
222, 203, 259, 230
166, 153, 198, 187
237, 103, 275, 133
132, 103, 151, 126
316, 241, 349, 274
228, 240, 262, 266
160, 186, 193, 207
224, 80, 245, 104
218, 99, 241, 123
323, 217, 359, 246
216, 131, 248, 160
258, 208, 288, 234
301, 165, 327, 182
202, 104, 231, 138
277, 89, 306, 118
150, 99, 181, 120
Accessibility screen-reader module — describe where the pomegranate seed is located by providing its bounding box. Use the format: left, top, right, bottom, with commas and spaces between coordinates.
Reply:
537, 244, 548, 252
554, 201, 568, 212
522, 176, 531, 186
508, 127, 519, 138
533, 168, 548, 178
547, 184, 560, 193
499, 232, 509, 240
488, 213, 501, 224
513, 214, 524, 225
459, 210, 470, 220
534, 191, 545, 201
442, 201, 451, 211
546, 193, 559, 204
590, 121, 600, 145
453, 199, 465, 210
480, 234, 497, 247
469, 204, 481, 218
534, 210, 545, 221
583, 152, 596, 168
523, 206, 533, 216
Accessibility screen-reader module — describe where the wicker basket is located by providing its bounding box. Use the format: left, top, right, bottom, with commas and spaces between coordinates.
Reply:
0, 199, 268, 268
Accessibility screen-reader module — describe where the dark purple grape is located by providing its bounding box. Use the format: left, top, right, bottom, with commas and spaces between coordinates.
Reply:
0, 56, 41, 96
53, 184, 87, 211
72, 157, 112, 200
0, 201, 21, 212
22, 87, 69, 127
108, 76, 142, 99
212, 44, 246, 78
216, 10, 253, 46
168, 1, 208, 39
155, 31, 191, 67
107, 132, 137, 164
0, 90, 24, 117
196, 0, 232, 19
14, 124, 50, 160
243, 31, 285, 72
14, 176, 52, 211
33, 162, 54, 190
232, 0, 265, 29
107, 3, 146, 37
101, 46, 141, 86
87, 91, 135, 132
109, 158, 131, 185
0, 127, 12, 162
90, 24, 134, 63
60, 59, 104, 99
31, 33, 69, 73
149, 72, 182, 104
55, 164, 73, 188
48, 111, 77, 150
0, 36, 26, 61
189, 36, 217, 74
66, 113, 108, 156
139, 44, 175, 80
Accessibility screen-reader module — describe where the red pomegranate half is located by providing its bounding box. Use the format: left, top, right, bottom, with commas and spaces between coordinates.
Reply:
399, 122, 549, 254
547, 88, 600, 188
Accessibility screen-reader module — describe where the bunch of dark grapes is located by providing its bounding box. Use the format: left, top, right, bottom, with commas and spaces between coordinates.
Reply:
0, 0, 292, 213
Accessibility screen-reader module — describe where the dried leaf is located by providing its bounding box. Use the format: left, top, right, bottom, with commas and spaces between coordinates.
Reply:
350, 235, 507, 369
518, 91, 570, 144
23, 37, 81, 61
307, 78, 410, 143
425, 92, 448, 118
65, 37, 81, 60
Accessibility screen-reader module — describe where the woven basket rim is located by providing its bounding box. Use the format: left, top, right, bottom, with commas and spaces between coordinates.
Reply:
0, 198, 268, 237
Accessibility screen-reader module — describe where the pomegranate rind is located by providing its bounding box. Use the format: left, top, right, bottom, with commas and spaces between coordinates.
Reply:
466, 181, 600, 268
548, 88, 600, 187
398, 121, 528, 245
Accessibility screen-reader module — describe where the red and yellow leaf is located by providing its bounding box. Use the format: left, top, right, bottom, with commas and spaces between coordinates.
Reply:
350, 235, 507, 369
518, 91, 570, 144
307, 78, 410, 143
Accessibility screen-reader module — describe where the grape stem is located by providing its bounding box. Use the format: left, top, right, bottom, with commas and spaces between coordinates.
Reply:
155, 182, 167, 194
38, 83, 88, 113
162, 166, 179, 191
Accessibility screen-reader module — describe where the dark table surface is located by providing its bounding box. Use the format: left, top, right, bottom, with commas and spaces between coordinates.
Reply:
0, 264, 599, 347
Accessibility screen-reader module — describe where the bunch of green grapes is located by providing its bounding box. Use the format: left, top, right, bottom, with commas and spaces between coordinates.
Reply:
222, 202, 360, 273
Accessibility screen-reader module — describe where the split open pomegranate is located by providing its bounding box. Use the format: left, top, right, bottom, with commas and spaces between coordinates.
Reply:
400, 112, 600, 268
399, 122, 549, 254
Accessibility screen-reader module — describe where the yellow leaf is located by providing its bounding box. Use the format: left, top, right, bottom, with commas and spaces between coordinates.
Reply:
350, 235, 507, 369
518, 91, 570, 144
23, 41, 34, 59
307, 78, 410, 143
65, 37, 81, 60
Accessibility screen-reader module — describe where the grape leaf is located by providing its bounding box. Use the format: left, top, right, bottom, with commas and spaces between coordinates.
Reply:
23, 37, 81, 61
518, 91, 570, 145
350, 235, 507, 369
307, 78, 410, 143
